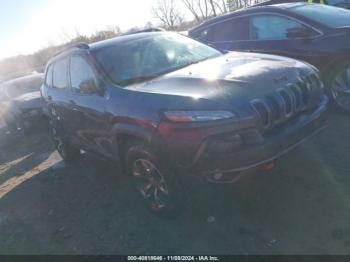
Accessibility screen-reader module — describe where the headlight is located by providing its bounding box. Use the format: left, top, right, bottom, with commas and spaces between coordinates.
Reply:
164, 110, 235, 122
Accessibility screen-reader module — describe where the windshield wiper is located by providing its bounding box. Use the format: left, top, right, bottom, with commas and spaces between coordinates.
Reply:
116, 73, 166, 86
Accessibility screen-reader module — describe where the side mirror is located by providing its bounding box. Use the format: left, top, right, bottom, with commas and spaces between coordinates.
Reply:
79, 79, 99, 95
287, 28, 313, 39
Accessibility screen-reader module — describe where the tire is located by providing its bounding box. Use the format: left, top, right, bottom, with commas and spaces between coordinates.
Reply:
50, 120, 80, 162
324, 60, 350, 114
125, 144, 185, 217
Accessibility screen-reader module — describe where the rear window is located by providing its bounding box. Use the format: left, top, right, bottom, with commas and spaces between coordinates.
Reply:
198, 17, 249, 42
290, 4, 350, 28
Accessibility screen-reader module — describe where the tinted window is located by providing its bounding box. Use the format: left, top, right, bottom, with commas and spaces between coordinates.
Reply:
53, 59, 68, 89
199, 17, 249, 42
326, 0, 345, 4
249, 15, 310, 40
290, 4, 350, 28
94, 33, 221, 86
70, 56, 97, 94
45, 65, 53, 86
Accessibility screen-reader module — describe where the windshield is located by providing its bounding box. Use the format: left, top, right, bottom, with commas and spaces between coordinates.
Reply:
93, 33, 221, 86
290, 4, 350, 28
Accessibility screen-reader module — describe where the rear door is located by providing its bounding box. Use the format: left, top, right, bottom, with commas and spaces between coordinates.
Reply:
48, 57, 73, 139
193, 16, 250, 52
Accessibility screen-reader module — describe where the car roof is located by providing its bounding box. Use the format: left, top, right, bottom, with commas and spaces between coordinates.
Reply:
89, 32, 168, 52
271, 2, 309, 9
191, 3, 308, 31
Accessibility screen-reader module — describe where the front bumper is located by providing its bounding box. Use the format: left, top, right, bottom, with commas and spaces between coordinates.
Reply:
189, 97, 328, 175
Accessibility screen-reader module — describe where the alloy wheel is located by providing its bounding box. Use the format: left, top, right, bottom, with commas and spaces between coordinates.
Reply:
331, 67, 350, 111
132, 158, 170, 210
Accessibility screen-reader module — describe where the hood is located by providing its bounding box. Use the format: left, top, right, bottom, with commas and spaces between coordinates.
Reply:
125, 52, 316, 104
14, 91, 41, 101
13, 91, 42, 110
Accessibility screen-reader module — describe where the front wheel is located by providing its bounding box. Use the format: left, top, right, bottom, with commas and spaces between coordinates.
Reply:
326, 61, 350, 114
125, 145, 185, 217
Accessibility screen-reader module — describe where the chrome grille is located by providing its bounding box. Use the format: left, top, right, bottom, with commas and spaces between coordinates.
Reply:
251, 74, 317, 131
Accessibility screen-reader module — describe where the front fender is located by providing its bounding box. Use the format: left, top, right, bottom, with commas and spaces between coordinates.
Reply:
112, 122, 156, 144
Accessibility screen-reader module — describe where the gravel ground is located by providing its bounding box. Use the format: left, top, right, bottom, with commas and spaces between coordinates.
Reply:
0, 113, 350, 255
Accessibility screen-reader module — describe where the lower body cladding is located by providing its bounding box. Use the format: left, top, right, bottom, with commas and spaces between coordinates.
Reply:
178, 99, 328, 184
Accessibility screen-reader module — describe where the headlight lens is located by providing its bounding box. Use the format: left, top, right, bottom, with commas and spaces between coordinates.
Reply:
164, 110, 235, 122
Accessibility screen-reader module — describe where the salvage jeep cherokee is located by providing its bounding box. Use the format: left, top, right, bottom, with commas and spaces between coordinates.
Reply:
41, 32, 328, 215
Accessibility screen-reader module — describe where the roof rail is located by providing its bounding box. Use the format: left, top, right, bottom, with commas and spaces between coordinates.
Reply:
69, 42, 90, 50
125, 27, 165, 35
51, 42, 89, 59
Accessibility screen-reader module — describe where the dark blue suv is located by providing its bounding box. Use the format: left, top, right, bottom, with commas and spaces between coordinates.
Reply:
41, 32, 328, 215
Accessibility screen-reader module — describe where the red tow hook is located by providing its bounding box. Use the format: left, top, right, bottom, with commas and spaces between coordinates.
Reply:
260, 161, 275, 172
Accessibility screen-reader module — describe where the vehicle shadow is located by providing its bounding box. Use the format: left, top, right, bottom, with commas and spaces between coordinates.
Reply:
0, 125, 54, 188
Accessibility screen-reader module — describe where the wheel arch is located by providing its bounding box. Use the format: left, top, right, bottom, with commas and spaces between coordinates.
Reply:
320, 56, 350, 82
112, 123, 159, 165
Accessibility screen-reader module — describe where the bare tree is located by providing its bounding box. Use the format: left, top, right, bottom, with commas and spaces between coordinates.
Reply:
152, 0, 184, 30
227, 0, 264, 11
208, 0, 217, 16
183, 0, 202, 22
182, 0, 228, 23
215, 0, 229, 13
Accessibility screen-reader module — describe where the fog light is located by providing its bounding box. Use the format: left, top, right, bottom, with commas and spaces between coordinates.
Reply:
213, 172, 224, 180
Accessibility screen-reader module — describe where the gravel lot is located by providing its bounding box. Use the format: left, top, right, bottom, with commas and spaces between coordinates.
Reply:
0, 113, 350, 255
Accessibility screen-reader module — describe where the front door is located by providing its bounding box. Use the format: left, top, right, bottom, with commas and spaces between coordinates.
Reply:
68, 55, 113, 157
242, 14, 322, 64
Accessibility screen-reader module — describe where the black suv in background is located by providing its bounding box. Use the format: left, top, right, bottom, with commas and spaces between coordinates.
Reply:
42, 32, 328, 215
189, 4, 350, 113
254, 0, 350, 9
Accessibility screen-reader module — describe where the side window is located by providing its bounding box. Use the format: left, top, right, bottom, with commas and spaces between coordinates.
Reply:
199, 17, 249, 42
52, 59, 68, 89
70, 56, 98, 94
45, 65, 53, 86
249, 15, 313, 40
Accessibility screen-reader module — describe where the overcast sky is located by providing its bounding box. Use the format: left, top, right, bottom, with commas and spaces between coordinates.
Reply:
0, 0, 176, 60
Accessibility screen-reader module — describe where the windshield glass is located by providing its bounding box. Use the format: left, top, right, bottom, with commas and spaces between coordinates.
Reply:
290, 4, 350, 28
93, 33, 221, 86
